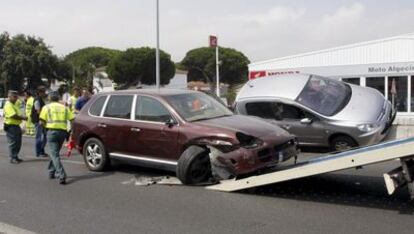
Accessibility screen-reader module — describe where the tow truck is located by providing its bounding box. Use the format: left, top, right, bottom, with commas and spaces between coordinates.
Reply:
206, 137, 414, 200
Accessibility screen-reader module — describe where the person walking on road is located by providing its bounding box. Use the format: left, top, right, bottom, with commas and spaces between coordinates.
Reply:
40, 91, 74, 184
32, 86, 48, 157
4, 90, 27, 164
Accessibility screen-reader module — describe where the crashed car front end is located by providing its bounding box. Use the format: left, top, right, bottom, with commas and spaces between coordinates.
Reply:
203, 132, 299, 180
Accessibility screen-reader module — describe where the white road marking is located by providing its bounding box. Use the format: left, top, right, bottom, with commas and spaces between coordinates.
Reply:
0, 221, 37, 234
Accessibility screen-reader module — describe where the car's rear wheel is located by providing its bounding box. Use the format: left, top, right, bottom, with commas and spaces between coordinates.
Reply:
83, 138, 110, 171
176, 145, 212, 185
330, 135, 358, 151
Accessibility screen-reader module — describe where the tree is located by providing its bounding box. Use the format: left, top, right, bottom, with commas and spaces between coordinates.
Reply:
64, 47, 121, 87
181, 47, 250, 85
0, 33, 59, 91
106, 47, 175, 87
0, 32, 11, 96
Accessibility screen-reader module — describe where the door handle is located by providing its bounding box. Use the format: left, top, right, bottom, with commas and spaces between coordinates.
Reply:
130, 127, 141, 132
98, 123, 107, 128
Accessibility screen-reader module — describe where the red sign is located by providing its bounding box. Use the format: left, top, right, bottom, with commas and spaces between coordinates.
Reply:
209, 35, 218, 48
268, 71, 300, 76
249, 70, 300, 80
249, 71, 267, 80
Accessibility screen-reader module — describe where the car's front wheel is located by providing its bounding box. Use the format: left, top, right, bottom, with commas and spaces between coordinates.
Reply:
83, 137, 110, 171
176, 145, 212, 185
330, 135, 358, 151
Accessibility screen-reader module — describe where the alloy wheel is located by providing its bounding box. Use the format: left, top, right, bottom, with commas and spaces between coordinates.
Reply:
85, 143, 103, 169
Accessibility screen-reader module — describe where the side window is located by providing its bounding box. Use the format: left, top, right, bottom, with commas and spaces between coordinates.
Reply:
281, 104, 303, 120
245, 102, 274, 119
103, 95, 133, 119
245, 102, 315, 121
89, 96, 107, 116
135, 96, 172, 123
281, 104, 316, 120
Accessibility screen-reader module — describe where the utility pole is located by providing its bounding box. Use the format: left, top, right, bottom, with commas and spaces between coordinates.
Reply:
155, 0, 160, 89
215, 44, 220, 97
209, 35, 220, 97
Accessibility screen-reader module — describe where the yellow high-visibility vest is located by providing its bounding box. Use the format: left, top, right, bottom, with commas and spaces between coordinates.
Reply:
70, 96, 78, 113
26, 96, 34, 117
39, 102, 75, 131
4, 100, 22, 125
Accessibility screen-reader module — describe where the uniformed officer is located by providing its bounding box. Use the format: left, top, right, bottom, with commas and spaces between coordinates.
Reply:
4, 90, 27, 164
24, 89, 35, 135
39, 91, 74, 184
67, 86, 81, 113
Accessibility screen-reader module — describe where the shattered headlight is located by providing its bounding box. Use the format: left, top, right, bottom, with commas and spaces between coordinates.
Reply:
236, 132, 264, 149
210, 139, 233, 146
204, 139, 238, 153
242, 138, 264, 149
357, 123, 378, 133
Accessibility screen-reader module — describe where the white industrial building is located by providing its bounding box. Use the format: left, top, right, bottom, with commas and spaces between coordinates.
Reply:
249, 33, 414, 118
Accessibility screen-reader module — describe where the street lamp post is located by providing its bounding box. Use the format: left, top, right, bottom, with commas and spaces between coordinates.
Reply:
155, 0, 160, 89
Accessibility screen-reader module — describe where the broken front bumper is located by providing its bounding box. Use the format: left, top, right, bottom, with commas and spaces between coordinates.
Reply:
209, 137, 298, 180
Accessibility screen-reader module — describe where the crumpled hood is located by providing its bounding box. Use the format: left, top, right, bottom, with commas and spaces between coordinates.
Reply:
334, 85, 386, 122
194, 115, 290, 138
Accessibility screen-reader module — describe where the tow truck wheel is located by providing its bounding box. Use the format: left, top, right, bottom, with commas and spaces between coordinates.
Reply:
83, 138, 110, 171
177, 145, 212, 185
331, 135, 357, 151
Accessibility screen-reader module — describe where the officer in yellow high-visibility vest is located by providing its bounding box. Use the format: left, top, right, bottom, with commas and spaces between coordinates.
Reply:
67, 86, 81, 114
4, 90, 27, 164
39, 91, 74, 184
24, 90, 35, 136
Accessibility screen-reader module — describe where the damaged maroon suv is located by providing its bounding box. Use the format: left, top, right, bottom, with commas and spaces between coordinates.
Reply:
72, 89, 298, 184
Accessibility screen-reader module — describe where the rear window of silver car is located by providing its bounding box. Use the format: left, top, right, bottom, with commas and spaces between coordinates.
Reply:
296, 75, 352, 116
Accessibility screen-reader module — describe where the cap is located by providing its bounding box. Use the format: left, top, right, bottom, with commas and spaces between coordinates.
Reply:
8, 90, 18, 96
49, 91, 60, 100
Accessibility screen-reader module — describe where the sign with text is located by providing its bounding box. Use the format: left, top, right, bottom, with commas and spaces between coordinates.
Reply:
249, 70, 300, 80
209, 35, 217, 48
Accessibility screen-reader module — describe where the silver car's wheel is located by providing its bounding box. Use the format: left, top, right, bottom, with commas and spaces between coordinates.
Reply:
83, 138, 109, 171
334, 141, 352, 151
331, 135, 358, 152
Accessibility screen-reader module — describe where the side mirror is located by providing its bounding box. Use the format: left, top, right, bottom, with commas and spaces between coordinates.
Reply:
165, 118, 177, 127
300, 118, 313, 125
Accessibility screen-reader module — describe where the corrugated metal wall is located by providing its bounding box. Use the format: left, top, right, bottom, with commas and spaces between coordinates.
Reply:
250, 35, 414, 70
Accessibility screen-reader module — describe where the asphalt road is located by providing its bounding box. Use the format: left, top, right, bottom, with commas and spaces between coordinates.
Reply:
0, 135, 414, 234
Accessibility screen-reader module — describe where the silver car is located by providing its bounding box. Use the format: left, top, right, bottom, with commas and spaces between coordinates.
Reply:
235, 74, 396, 151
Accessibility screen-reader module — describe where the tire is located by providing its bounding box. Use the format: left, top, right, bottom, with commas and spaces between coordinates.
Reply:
330, 135, 358, 152
176, 145, 211, 185
82, 138, 110, 171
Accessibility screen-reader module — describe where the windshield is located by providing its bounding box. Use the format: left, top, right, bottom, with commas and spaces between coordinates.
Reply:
166, 92, 233, 122
296, 75, 352, 116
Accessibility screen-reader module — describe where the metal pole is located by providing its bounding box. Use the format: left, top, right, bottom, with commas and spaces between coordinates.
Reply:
216, 45, 220, 97
155, 0, 160, 89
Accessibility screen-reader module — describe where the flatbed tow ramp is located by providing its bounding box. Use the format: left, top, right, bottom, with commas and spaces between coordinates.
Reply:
207, 137, 414, 199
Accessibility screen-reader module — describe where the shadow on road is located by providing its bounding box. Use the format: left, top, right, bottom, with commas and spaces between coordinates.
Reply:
111, 161, 176, 177
239, 173, 414, 214
67, 171, 115, 184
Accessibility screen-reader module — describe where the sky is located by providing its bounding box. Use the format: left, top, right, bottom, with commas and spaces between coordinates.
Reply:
0, 0, 414, 63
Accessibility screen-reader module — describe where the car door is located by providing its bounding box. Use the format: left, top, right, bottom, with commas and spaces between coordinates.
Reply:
243, 100, 326, 145
100, 94, 134, 153
277, 103, 327, 146
125, 95, 179, 160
